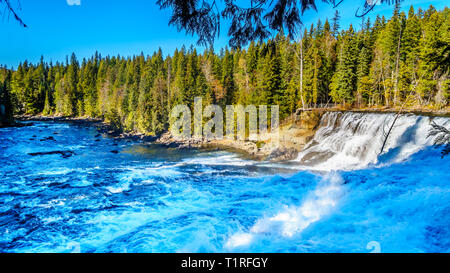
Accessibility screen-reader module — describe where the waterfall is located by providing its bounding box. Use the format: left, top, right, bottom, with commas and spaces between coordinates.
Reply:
224, 112, 450, 252
296, 111, 450, 171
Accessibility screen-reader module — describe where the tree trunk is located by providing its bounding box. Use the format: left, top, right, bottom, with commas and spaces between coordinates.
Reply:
379, 87, 415, 155
167, 62, 171, 111
299, 36, 305, 109
394, 27, 403, 105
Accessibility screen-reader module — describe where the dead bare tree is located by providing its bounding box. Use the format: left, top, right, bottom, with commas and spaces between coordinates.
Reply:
290, 32, 306, 109
379, 89, 416, 156
393, 25, 403, 105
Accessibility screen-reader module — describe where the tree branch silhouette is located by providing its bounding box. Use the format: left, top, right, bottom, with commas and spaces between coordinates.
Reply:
157, 0, 401, 48
428, 122, 450, 158
0, 0, 26, 27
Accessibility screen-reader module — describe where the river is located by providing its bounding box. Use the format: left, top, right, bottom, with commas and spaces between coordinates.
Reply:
0, 112, 449, 253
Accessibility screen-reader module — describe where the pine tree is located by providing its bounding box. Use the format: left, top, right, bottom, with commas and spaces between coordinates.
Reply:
330, 25, 358, 104
63, 53, 79, 116
332, 10, 341, 38
417, 9, 442, 105
222, 48, 235, 106
397, 6, 421, 104
356, 18, 373, 107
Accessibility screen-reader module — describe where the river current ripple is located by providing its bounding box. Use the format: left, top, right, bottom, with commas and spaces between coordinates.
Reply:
0, 121, 449, 253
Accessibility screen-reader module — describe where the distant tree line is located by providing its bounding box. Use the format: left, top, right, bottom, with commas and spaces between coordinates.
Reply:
0, 5, 448, 135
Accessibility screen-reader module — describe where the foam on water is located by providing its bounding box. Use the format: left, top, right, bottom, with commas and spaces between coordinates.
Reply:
226, 173, 344, 249
180, 153, 257, 167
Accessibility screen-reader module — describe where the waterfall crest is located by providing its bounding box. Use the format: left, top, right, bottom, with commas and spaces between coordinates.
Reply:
296, 112, 450, 170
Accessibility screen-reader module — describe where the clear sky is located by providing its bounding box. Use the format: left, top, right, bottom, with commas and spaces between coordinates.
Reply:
0, 0, 447, 68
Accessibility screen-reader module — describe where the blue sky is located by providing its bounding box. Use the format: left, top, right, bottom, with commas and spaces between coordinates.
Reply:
0, 0, 447, 68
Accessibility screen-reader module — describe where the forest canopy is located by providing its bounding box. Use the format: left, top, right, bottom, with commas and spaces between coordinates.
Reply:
0, 4, 448, 136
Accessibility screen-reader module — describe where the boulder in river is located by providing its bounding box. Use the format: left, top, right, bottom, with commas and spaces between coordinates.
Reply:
267, 147, 299, 162
40, 136, 56, 141
28, 150, 74, 159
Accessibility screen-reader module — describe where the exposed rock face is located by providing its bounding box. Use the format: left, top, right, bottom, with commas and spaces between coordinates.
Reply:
203, 139, 262, 158
155, 109, 324, 162
157, 132, 204, 149
267, 147, 299, 162
258, 110, 323, 161
275, 110, 322, 150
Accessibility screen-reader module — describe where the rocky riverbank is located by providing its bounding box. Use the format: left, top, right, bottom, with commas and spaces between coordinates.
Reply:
156, 110, 324, 161
15, 107, 449, 162
16, 110, 324, 162
17, 115, 159, 142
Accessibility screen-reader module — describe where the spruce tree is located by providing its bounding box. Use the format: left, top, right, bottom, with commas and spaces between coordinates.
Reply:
330, 25, 358, 105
